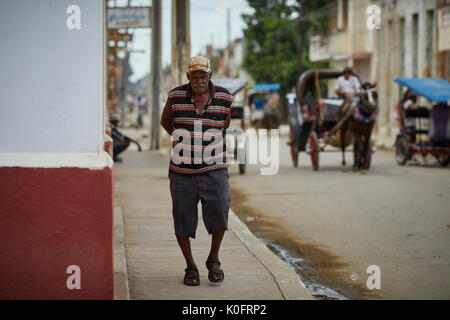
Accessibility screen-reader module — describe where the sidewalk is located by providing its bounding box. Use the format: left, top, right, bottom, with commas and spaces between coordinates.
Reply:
113, 150, 313, 300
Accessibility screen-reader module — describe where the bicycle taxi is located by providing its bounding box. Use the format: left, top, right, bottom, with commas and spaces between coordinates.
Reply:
247, 83, 281, 129
394, 77, 450, 167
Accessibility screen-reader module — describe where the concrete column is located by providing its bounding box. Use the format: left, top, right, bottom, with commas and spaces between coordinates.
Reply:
170, 0, 190, 88
0, 0, 113, 299
348, 0, 354, 67
150, 0, 162, 150
404, 14, 413, 78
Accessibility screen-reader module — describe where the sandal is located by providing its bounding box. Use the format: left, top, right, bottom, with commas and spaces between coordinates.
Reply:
184, 266, 200, 286
205, 259, 224, 283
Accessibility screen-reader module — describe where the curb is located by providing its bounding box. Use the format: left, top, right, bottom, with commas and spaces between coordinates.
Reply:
113, 202, 130, 300
228, 209, 314, 300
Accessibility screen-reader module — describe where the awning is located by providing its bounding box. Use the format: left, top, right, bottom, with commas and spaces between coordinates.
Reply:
251, 83, 281, 91
394, 77, 450, 103
332, 51, 372, 62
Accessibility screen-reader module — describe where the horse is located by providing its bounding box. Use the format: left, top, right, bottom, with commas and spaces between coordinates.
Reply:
341, 83, 378, 172
325, 83, 378, 172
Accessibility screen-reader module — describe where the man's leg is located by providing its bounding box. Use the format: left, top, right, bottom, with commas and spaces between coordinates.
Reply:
176, 236, 199, 285
169, 172, 200, 285
177, 236, 196, 267
207, 231, 225, 281
199, 171, 230, 283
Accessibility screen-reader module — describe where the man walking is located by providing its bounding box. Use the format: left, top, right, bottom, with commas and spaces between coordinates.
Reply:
160, 56, 233, 286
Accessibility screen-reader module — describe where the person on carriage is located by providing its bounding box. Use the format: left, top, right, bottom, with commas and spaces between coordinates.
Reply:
396, 89, 418, 132
396, 89, 421, 164
335, 67, 361, 99
334, 67, 361, 116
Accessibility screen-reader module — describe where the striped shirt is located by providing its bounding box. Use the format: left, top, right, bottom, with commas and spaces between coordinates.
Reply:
167, 81, 233, 175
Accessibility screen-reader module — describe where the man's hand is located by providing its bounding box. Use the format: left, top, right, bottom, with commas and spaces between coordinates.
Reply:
346, 92, 355, 98
336, 90, 346, 97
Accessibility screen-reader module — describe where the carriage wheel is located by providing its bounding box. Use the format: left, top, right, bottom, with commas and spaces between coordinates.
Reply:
395, 136, 410, 166
309, 131, 319, 171
289, 125, 299, 167
436, 155, 449, 167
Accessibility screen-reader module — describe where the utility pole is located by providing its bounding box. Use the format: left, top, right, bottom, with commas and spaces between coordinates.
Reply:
298, 0, 305, 77
227, 7, 231, 48
171, 0, 190, 89
150, 0, 161, 150
120, 0, 132, 127
226, 7, 231, 77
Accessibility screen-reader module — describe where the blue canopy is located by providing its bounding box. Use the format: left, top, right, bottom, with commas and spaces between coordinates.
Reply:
251, 83, 281, 91
394, 78, 450, 103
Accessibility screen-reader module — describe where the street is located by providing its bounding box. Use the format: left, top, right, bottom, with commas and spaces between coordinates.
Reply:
227, 134, 450, 299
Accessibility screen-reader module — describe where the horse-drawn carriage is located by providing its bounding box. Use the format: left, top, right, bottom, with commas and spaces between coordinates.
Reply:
288, 69, 378, 171
394, 78, 450, 167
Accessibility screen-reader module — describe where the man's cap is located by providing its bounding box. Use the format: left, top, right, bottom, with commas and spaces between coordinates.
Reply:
110, 112, 120, 121
343, 67, 353, 74
188, 56, 211, 73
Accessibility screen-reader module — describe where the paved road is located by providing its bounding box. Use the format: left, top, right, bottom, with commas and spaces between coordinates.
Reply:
228, 134, 450, 299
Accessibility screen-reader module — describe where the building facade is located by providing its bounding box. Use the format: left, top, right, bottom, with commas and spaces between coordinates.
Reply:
377, 0, 445, 145
309, 0, 378, 85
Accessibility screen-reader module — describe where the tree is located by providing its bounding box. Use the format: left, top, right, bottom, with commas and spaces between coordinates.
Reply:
242, 0, 330, 122
242, 0, 300, 91
242, 0, 329, 91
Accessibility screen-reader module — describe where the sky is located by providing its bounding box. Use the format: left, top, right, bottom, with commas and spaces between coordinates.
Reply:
109, 0, 254, 82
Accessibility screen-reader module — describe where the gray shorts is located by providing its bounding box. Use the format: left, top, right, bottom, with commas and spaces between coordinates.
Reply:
168, 170, 230, 238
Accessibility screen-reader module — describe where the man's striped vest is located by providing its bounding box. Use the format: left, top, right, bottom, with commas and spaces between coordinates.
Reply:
168, 82, 233, 175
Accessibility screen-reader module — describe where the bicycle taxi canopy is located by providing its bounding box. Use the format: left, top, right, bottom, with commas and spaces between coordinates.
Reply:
394, 77, 450, 103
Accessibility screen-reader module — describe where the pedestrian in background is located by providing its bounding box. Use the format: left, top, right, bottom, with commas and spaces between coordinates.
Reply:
137, 95, 147, 127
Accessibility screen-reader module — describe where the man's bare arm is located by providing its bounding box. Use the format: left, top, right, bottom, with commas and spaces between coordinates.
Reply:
160, 100, 174, 135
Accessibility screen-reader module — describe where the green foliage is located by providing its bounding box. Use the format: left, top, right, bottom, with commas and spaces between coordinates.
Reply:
242, 0, 329, 91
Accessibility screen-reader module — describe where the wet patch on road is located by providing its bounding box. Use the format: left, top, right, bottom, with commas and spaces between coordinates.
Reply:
230, 183, 378, 300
